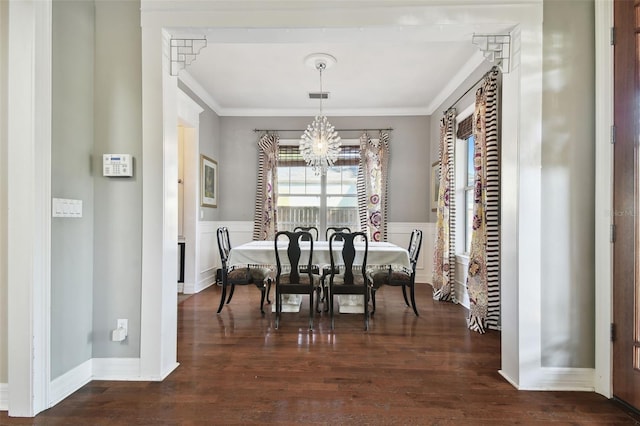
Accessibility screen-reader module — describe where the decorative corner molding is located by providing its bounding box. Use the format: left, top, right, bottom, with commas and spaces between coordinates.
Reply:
170, 37, 207, 76
472, 34, 511, 73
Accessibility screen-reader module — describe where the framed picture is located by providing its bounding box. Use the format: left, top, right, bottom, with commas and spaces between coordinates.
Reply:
430, 161, 440, 212
200, 155, 218, 208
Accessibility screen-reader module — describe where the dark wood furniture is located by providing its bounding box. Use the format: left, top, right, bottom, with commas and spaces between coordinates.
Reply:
327, 231, 370, 330
274, 230, 322, 329
369, 229, 423, 316
216, 227, 272, 314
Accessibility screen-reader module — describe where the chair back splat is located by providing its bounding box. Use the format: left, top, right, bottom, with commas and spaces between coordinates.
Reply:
325, 226, 351, 241
328, 231, 369, 331
293, 226, 319, 241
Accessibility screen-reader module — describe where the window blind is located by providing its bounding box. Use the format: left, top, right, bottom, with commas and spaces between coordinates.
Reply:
457, 114, 474, 140
278, 145, 360, 166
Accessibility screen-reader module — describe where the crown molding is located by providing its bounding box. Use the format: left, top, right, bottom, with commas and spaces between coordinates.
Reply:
425, 50, 487, 115
177, 70, 222, 114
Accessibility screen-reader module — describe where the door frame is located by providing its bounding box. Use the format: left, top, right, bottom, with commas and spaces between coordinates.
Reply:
594, 0, 614, 399
139, 0, 546, 390
176, 89, 204, 294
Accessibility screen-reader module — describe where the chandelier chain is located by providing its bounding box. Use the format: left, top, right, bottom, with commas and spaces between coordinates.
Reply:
318, 64, 324, 116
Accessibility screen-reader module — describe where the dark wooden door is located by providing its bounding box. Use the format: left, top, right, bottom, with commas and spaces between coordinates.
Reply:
613, 0, 640, 410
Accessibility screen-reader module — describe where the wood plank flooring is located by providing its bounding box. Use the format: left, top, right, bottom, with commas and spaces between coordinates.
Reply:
1, 283, 639, 425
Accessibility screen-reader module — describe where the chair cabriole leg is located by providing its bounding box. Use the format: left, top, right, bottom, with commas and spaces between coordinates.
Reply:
216, 281, 227, 314
410, 284, 419, 316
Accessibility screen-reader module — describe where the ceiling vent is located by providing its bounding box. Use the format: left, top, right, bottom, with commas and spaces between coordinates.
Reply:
308, 92, 329, 100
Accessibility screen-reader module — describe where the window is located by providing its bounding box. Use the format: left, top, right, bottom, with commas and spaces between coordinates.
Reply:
463, 135, 474, 254
277, 142, 360, 236
456, 109, 475, 255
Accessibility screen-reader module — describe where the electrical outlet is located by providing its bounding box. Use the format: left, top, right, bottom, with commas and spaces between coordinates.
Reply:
117, 319, 128, 336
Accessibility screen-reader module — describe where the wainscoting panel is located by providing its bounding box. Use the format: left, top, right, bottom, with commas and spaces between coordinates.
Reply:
387, 222, 433, 285
184, 221, 218, 294
455, 255, 470, 309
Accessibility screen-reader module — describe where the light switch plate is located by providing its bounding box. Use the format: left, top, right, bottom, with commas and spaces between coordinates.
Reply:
52, 198, 83, 218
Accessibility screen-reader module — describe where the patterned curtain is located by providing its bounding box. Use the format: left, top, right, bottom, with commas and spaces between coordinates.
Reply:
432, 109, 457, 302
252, 133, 279, 241
357, 131, 390, 242
466, 68, 501, 333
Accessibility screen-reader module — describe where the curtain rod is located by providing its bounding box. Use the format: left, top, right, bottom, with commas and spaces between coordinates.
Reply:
443, 65, 498, 115
254, 128, 393, 133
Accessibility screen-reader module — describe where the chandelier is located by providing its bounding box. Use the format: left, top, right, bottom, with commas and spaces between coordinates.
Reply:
300, 54, 341, 175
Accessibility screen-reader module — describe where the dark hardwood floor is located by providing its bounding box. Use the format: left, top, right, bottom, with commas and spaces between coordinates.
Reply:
2, 283, 638, 425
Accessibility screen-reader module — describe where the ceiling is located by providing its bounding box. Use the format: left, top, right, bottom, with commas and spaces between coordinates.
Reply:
178, 24, 513, 117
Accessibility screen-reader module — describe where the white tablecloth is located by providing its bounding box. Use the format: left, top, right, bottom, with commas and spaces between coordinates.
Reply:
228, 240, 410, 269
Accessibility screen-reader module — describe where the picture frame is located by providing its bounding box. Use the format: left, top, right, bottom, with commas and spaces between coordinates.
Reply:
200, 155, 218, 208
430, 161, 440, 212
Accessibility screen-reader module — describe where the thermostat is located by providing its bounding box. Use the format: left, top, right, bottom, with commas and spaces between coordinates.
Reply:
103, 154, 133, 177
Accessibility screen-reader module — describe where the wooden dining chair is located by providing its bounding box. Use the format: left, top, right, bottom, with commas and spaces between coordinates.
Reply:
320, 226, 352, 311
216, 227, 272, 314
292, 226, 321, 291
293, 225, 319, 241
369, 229, 423, 316
274, 230, 322, 330
325, 226, 351, 241
327, 231, 370, 331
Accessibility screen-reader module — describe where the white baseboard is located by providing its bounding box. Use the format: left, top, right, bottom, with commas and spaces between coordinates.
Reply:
0, 383, 7, 411
45, 357, 177, 409
182, 281, 196, 294
500, 367, 595, 391
49, 359, 92, 407
195, 272, 215, 293
92, 358, 141, 381
184, 278, 214, 294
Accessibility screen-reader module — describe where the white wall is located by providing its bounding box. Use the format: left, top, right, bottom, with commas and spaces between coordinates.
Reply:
540, 0, 595, 368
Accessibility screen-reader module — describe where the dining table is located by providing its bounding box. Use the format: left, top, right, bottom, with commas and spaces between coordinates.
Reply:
228, 240, 410, 313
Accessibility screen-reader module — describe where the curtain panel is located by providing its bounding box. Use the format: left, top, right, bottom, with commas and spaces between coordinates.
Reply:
357, 131, 390, 242
432, 109, 457, 302
466, 68, 501, 333
252, 133, 279, 241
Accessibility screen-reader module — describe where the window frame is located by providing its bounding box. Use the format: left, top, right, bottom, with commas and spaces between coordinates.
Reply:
455, 104, 475, 257
277, 139, 361, 236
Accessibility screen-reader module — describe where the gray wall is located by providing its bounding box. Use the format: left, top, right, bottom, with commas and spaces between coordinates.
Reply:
540, 0, 595, 368
0, 0, 8, 384
51, 0, 95, 379
219, 116, 430, 223
178, 82, 221, 222
92, 0, 143, 358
